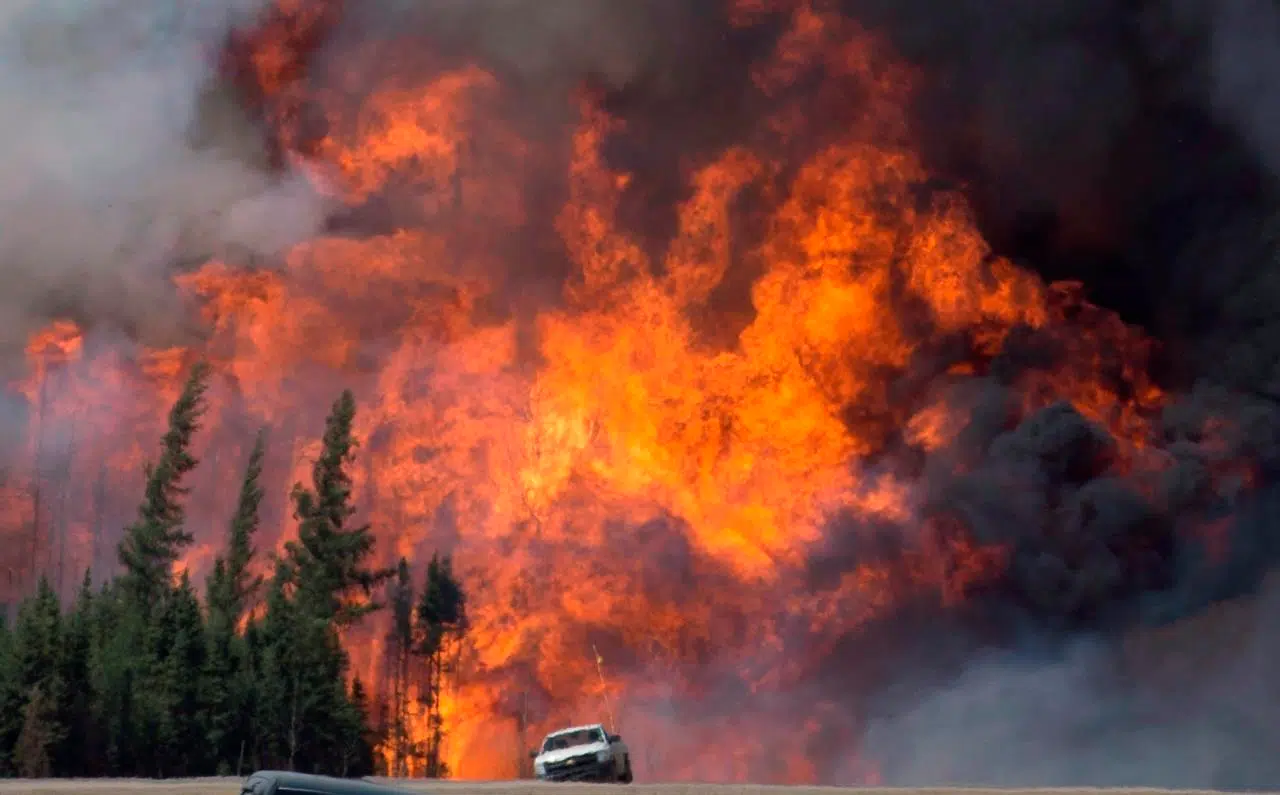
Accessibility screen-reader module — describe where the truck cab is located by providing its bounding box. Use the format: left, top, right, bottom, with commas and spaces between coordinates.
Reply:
531, 722, 633, 783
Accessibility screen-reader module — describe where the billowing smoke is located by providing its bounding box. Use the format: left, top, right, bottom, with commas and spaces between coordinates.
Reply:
785, 4, 1280, 782
840, 0, 1280, 395
856, 565, 1280, 787
0, 0, 329, 359
9, 0, 1280, 787
342, 0, 708, 94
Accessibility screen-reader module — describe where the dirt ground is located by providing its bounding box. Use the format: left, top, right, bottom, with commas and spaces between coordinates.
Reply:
0, 780, 1256, 795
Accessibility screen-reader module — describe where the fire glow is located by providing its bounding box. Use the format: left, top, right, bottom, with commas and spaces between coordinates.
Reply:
1, 0, 1221, 784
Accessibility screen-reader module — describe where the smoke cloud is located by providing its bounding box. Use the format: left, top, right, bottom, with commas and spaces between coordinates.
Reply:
0, 0, 329, 356
834, 0, 1280, 397
361, 0, 1280, 401
1207, 0, 1280, 178
343, 0, 705, 94
8, 0, 1280, 787
862, 570, 1280, 788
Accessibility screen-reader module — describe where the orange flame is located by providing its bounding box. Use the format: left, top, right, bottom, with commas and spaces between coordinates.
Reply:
1, 0, 1223, 782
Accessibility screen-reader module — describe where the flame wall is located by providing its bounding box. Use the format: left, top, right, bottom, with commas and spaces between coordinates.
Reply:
4, 0, 1280, 786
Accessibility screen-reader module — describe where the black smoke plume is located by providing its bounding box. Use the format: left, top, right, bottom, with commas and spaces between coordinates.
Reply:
8, 0, 1280, 787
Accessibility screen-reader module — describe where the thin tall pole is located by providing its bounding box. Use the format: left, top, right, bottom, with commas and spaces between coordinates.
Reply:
592, 645, 616, 732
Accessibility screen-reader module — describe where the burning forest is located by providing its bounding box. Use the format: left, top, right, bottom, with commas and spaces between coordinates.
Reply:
3, 0, 1280, 787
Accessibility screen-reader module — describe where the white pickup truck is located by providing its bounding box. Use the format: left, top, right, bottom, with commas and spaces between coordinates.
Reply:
531, 723, 633, 783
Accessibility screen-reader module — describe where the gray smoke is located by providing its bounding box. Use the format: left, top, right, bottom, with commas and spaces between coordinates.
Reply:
800, 306, 1280, 786
342, 0, 704, 93
861, 571, 1280, 788
811, 0, 1280, 401
5, 1, 1280, 786
1206, 0, 1280, 178
0, 0, 330, 356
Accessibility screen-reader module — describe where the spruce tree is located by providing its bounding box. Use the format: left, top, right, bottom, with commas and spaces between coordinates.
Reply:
14, 682, 57, 777
340, 677, 377, 777
259, 391, 391, 773
209, 428, 267, 625
204, 429, 267, 774
287, 390, 392, 627
118, 362, 211, 607
241, 616, 266, 773
88, 585, 139, 775
256, 552, 349, 773
55, 571, 96, 775
0, 610, 18, 775
157, 572, 206, 776
111, 362, 210, 775
12, 577, 66, 773
415, 552, 467, 778
417, 553, 467, 656
253, 559, 298, 770
14, 577, 65, 702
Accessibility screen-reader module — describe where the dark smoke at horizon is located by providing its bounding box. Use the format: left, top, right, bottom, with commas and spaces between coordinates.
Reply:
6, 0, 1280, 787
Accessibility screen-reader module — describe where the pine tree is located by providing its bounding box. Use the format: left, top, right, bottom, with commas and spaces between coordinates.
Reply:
253, 559, 298, 770
209, 428, 267, 626
415, 552, 467, 778
341, 677, 377, 777
0, 384, 418, 776
109, 362, 211, 775
88, 585, 140, 775
55, 570, 96, 776
205, 430, 267, 773
287, 390, 392, 627
156, 572, 206, 776
241, 616, 266, 773
14, 577, 63, 690
203, 620, 257, 777
0, 610, 18, 775
12, 577, 66, 774
14, 682, 57, 777
118, 362, 211, 607
256, 391, 391, 773
264, 559, 350, 774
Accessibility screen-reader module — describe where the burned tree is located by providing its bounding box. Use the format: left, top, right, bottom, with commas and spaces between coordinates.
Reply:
414, 552, 467, 779
384, 557, 417, 776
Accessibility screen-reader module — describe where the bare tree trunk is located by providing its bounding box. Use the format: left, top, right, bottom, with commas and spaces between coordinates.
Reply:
382, 636, 396, 776
393, 648, 403, 776
401, 638, 413, 776
427, 646, 444, 777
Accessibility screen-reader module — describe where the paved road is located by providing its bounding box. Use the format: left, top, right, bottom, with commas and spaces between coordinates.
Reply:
0, 780, 1257, 795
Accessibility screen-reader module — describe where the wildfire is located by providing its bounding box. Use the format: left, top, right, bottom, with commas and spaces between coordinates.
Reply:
2, 0, 1220, 784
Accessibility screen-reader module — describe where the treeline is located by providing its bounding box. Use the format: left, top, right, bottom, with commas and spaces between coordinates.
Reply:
0, 363, 468, 778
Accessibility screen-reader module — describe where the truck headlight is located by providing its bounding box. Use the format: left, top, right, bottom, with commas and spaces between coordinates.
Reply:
596, 750, 611, 764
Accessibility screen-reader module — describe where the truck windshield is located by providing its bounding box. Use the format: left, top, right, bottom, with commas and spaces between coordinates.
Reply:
543, 728, 605, 751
